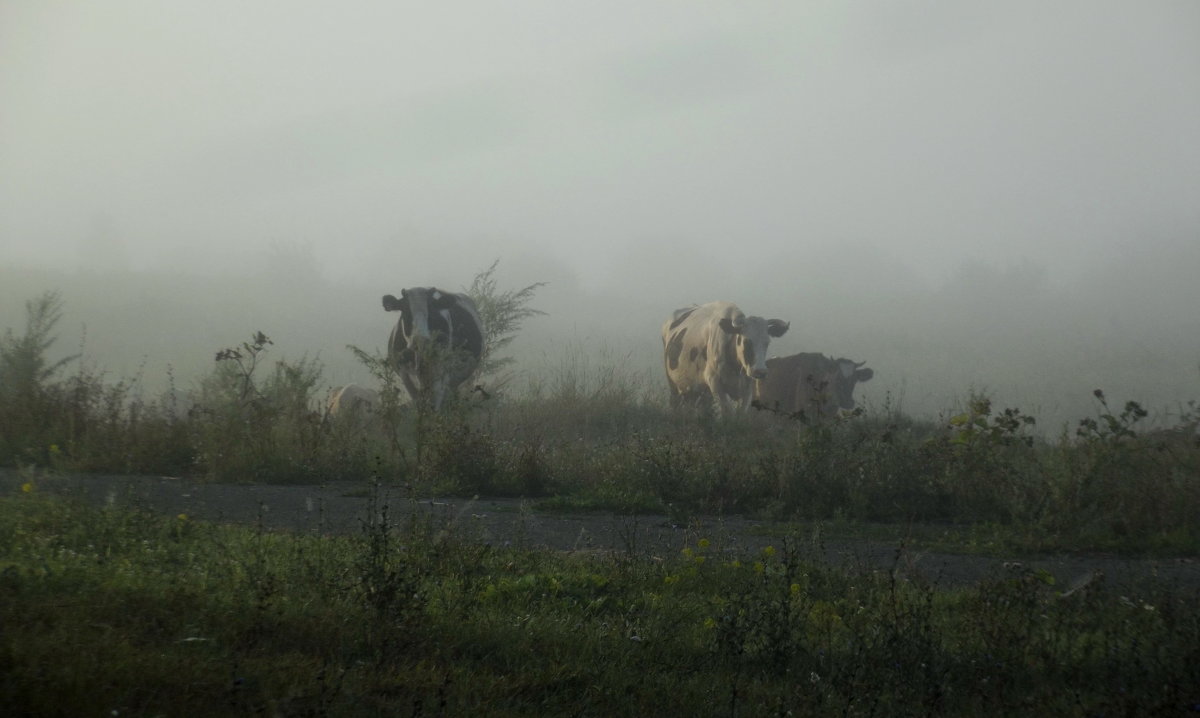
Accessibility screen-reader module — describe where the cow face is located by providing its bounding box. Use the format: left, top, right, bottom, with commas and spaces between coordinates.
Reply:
382, 287, 468, 359
719, 315, 789, 380
830, 359, 874, 412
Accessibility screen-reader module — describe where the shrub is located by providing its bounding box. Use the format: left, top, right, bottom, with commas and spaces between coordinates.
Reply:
0, 292, 77, 464
190, 331, 327, 483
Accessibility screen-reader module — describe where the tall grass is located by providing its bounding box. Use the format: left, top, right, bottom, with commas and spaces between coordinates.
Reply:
0, 292, 192, 474
1, 490, 1196, 716
2, 291, 1198, 554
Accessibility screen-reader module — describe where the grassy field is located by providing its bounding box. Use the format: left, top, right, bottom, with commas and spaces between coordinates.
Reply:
2, 488, 1197, 716
2, 291, 1199, 714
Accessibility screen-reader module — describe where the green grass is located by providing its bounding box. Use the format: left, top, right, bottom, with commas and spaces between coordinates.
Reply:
745, 516, 1198, 560
1, 490, 1197, 716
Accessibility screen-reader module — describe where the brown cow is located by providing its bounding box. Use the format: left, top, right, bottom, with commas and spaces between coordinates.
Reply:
326, 384, 380, 418
754, 353, 873, 419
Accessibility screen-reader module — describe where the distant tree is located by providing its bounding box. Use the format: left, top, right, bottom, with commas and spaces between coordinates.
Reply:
466, 260, 546, 383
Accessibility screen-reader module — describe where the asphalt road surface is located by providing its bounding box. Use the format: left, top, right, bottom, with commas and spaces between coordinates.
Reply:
3, 470, 1197, 595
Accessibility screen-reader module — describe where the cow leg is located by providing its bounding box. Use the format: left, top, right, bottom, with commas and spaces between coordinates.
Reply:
704, 370, 733, 416
711, 385, 734, 416
431, 375, 447, 411
666, 376, 686, 409
398, 370, 422, 407
715, 396, 734, 420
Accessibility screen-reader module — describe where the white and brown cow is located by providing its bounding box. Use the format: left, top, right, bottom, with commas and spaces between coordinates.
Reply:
382, 287, 484, 410
754, 353, 874, 419
326, 384, 380, 418
662, 301, 789, 414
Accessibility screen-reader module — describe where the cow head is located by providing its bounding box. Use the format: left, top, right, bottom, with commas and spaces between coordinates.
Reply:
719, 314, 789, 380
828, 359, 874, 413
381, 287, 464, 359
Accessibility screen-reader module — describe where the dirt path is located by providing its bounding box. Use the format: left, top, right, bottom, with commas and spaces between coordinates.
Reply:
3, 470, 1197, 593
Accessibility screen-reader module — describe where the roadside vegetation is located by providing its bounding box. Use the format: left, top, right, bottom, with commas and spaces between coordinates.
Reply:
2, 487, 1197, 716
2, 289, 1197, 555
2, 287, 1199, 714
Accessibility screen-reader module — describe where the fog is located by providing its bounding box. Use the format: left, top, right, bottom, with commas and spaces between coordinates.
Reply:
2, 2, 1198, 431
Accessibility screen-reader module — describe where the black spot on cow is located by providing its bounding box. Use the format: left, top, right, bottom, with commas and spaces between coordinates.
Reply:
668, 307, 696, 331
666, 328, 687, 370
430, 291, 484, 356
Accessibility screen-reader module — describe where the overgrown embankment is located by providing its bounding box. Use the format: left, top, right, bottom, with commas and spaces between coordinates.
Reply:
2, 291, 1199, 555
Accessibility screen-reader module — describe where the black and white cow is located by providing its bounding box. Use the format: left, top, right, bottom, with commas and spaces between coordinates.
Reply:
381, 287, 484, 410
662, 301, 790, 414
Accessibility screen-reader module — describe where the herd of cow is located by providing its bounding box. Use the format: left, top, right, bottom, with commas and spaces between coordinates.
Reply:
326, 286, 873, 421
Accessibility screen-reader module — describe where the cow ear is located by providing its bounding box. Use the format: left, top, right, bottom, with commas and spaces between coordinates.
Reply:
767, 319, 789, 337
856, 368, 874, 382
382, 294, 404, 312
718, 317, 741, 334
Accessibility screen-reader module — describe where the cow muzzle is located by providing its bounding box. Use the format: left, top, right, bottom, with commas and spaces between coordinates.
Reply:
750, 368, 768, 380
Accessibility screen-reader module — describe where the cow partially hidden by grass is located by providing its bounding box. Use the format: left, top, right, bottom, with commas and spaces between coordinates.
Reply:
382, 287, 484, 411
754, 353, 874, 420
662, 301, 790, 415
325, 384, 380, 418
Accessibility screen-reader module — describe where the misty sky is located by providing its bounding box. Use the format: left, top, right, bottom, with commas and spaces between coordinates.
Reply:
4, 2, 1197, 285
2, 2, 1199, 427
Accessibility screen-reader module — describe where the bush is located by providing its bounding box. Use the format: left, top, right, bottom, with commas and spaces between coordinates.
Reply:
0, 292, 76, 464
